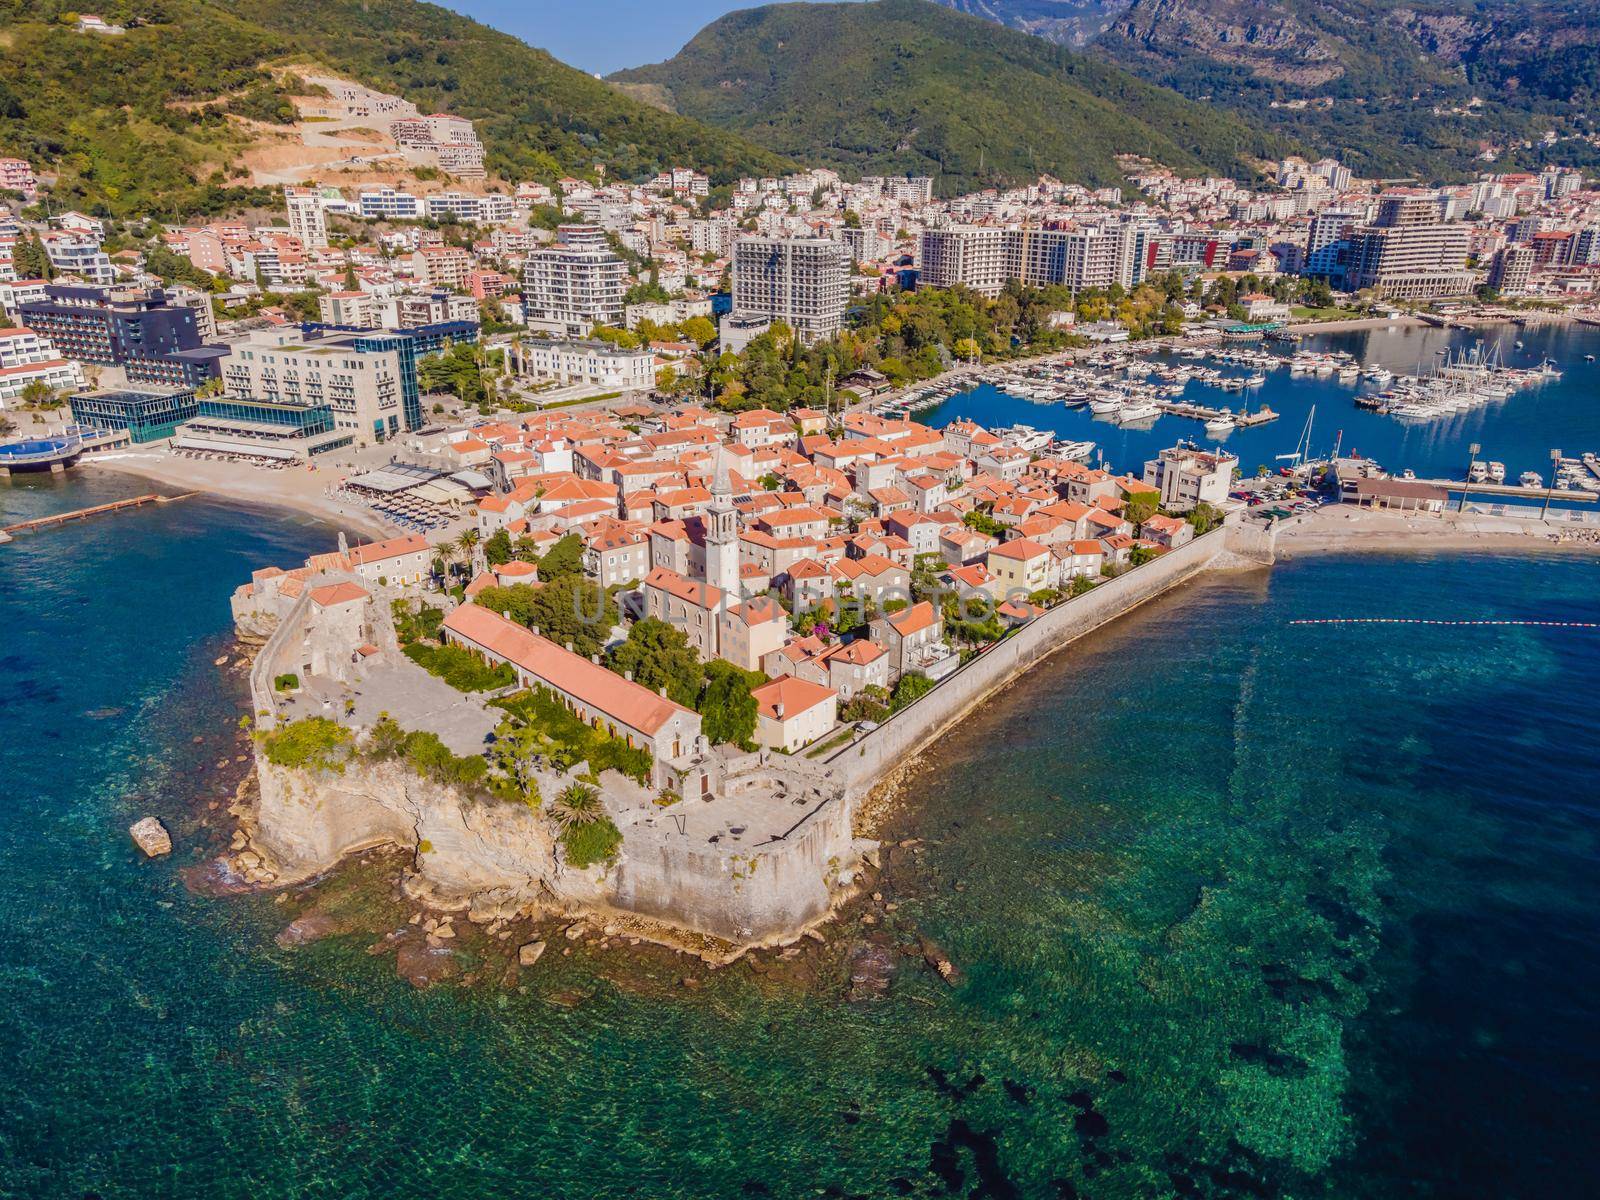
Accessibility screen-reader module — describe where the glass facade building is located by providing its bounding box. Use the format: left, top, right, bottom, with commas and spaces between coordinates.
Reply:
69, 388, 199, 443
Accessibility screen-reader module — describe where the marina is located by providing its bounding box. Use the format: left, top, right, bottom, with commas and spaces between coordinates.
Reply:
909, 321, 1600, 500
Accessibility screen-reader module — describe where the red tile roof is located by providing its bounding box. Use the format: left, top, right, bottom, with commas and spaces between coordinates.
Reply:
442, 605, 691, 736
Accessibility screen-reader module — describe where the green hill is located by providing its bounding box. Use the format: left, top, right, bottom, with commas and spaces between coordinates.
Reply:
609, 0, 1288, 195
0, 0, 796, 219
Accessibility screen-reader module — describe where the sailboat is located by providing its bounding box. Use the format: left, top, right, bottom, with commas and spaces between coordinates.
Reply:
1276, 405, 1315, 476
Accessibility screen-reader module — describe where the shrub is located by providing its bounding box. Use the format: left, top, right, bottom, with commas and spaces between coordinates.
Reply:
273, 672, 299, 692
493, 688, 652, 784
560, 816, 623, 869
392, 599, 444, 646
890, 672, 935, 712
403, 642, 515, 692
260, 717, 351, 772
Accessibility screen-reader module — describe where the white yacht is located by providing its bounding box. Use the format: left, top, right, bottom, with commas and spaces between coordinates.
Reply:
1469, 460, 1489, 483
1520, 471, 1543, 489
1116, 399, 1162, 423
1088, 395, 1122, 415
1056, 439, 1097, 462
1487, 461, 1507, 484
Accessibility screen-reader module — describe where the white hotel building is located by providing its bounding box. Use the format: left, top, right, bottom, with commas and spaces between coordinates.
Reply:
509, 337, 655, 393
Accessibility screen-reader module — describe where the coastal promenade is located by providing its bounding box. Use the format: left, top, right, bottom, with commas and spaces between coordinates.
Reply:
1275, 504, 1600, 555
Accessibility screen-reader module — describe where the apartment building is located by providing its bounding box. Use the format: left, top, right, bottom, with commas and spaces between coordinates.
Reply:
423, 192, 515, 225
1142, 445, 1237, 513
1487, 243, 1535, 296
0, 326, 85, 406
522, 225, 628, 337
731, 236, 849, 345
412, 244, 471, 290
318, 291, 380, 329
0, 157, 37, 197
283, 186, 328, 250
358, 188, 423, 221
918, 226, 1120, 297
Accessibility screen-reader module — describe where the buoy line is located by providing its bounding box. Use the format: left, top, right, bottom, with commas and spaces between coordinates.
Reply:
1289, 618, 1600, 627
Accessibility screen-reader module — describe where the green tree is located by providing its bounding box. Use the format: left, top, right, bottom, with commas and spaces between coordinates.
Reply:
534, 533, 584, 582
698, 661, 761, 747
608, 618, 704, 707
484, 528, 512, 567
890, 672, 935, 711
524, 577, 617, 659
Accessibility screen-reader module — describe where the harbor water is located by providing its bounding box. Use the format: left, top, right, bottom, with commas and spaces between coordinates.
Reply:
3, 470, 1600, 1196
917, 321, 1600, 493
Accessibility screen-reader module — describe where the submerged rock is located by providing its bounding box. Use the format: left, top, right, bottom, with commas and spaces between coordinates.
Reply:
274, 909, 351, 949
395, 939, 459, 989
518, 940, 547, 968
129, 817, 172, 858
846, 934, 898, 1002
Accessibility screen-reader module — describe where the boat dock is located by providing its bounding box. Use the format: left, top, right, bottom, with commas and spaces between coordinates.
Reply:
0, 492, 197, 539
1417, 479, 1598, 503
1157, 401, 1279, 426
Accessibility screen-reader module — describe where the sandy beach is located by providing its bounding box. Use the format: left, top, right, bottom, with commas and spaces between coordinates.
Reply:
78, 448, 403, 540
1286, 314, 1429, 334
1274, 505, 1600, 556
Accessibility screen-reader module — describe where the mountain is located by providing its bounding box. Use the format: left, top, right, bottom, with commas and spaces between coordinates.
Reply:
928, 0, 1600, 177
932, 0, 1132, 47
0, 0, 795, 219
610, 0, 1287, 195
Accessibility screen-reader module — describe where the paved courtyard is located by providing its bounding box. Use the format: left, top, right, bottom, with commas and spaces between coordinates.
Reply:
279, 656, 501, 756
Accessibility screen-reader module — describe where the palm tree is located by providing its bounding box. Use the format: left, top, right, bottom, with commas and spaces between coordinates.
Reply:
547, 783, 601, 830
452, 529, 480, 579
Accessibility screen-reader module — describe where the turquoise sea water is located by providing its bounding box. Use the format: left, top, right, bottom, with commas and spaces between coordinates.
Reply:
3, 470, 1599, 1198
919, 322, 1600, 495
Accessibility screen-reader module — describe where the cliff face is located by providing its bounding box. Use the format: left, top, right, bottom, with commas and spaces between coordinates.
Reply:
250, 754, 872, 943
252, 757, 604, 918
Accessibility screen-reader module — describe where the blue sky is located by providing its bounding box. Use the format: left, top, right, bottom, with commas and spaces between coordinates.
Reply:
438, 0, 771, 76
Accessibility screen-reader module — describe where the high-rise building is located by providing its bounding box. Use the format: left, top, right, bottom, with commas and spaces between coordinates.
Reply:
1344, 191, 1473, 299
919, 226, 1010, 295
1487, 243, 1535, 296
522, 225, 628, 338
283, 186, 328, 251
731, 236, 849, 345
1572, 226, 1600, 267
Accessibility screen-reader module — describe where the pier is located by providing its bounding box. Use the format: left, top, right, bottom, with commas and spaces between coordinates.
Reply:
0, 492, 197, 539
1416, 479, 1598, 503
1157, 400, 1279, 426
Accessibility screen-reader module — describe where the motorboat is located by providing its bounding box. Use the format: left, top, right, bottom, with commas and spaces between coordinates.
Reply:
1487, 461, 1507, 484
1203, 415, 1235, 436
1115, 399, 1161, 423
1056, 439, 1096, 461
1520, 471, 1543, 488
1468, 460, 1489, 483
1088, 395, 1122, 415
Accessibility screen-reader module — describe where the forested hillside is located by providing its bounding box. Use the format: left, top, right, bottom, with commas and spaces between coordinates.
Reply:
611, 0, 1286, 195
0, 0, 795, 219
